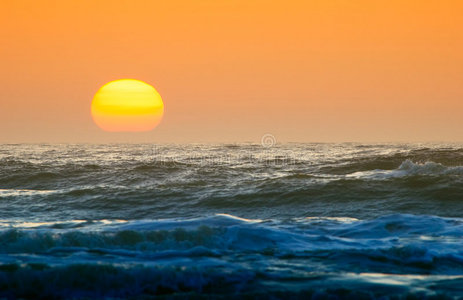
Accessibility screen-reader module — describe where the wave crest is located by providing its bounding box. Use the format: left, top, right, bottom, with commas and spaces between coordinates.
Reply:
398, 159, 463, 175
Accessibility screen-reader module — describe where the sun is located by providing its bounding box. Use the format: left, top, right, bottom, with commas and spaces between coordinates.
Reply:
91, 79, 164, 132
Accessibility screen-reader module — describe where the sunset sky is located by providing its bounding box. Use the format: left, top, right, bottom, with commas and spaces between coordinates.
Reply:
1, 0, 462, 143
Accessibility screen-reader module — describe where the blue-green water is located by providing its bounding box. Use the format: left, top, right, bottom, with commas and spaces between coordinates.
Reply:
1, 143, 463, 298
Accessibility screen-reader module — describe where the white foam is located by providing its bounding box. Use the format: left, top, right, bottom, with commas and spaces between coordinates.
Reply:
0, 189, 56, 197
346, 159, 463, 180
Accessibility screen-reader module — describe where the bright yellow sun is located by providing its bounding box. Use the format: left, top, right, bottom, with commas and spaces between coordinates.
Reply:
91, 79, 164, 132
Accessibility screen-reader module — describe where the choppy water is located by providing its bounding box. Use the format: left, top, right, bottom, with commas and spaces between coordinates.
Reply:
1, 143, 463, 298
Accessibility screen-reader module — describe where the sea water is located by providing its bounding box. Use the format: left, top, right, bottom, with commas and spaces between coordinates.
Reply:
1, 143, 463, 298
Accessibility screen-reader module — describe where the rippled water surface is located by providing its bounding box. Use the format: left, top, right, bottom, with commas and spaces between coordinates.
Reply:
1, 143, 463, 298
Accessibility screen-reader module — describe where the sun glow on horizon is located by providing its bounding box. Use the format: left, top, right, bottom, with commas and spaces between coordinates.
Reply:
91, 79, 164, 132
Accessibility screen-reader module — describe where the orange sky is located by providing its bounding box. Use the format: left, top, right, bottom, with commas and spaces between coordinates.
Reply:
1, 0, 463, 143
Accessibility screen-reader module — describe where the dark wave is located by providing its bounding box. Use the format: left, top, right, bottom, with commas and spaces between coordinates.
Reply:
0, 214, 463, 298
2, 262, 462, 298
1, 152, 463, 219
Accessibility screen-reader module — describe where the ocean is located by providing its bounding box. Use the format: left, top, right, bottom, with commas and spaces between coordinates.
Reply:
1, 143, 463, 299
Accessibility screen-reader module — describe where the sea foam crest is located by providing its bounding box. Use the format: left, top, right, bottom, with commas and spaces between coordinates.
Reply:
397, 159, 463, 175
347, 159, 463, 179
